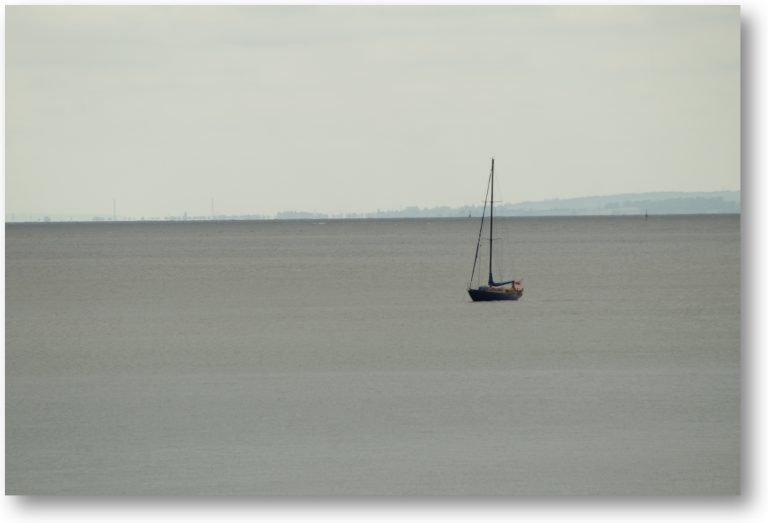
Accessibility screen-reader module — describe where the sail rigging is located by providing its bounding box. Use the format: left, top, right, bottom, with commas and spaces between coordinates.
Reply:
468, 165, 492, 289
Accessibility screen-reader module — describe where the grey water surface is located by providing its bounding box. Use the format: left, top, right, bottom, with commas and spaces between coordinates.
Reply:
5, 216, 740, 495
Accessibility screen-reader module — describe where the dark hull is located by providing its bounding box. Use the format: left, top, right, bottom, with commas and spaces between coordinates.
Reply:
468, 288, 522, 302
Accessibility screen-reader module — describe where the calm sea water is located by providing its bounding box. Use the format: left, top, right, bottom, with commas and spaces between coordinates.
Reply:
5, 216, 740, 495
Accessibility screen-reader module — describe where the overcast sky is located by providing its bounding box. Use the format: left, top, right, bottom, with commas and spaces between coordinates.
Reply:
5, 5, 739, 218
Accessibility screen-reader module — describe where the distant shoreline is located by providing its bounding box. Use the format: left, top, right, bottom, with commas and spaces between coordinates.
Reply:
5, 213, 741, 225
6, 190, 739, 224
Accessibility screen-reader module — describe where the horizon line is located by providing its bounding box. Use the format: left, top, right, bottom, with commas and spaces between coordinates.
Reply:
6, 189, 740, 223
6, 211, 742, 225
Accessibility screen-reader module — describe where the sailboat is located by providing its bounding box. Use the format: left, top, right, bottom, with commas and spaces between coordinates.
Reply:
467, 158, 523, 302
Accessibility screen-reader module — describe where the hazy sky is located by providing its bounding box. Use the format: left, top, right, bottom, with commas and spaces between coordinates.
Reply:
5, 6, 740, 217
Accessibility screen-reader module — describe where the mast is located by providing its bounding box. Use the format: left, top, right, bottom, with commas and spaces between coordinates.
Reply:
488, 158, 494, 286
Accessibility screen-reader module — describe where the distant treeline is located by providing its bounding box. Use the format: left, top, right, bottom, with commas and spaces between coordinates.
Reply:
275, 191, 740, 220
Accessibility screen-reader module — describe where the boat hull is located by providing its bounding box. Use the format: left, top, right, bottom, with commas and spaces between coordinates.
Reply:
468, 288, 523, 302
